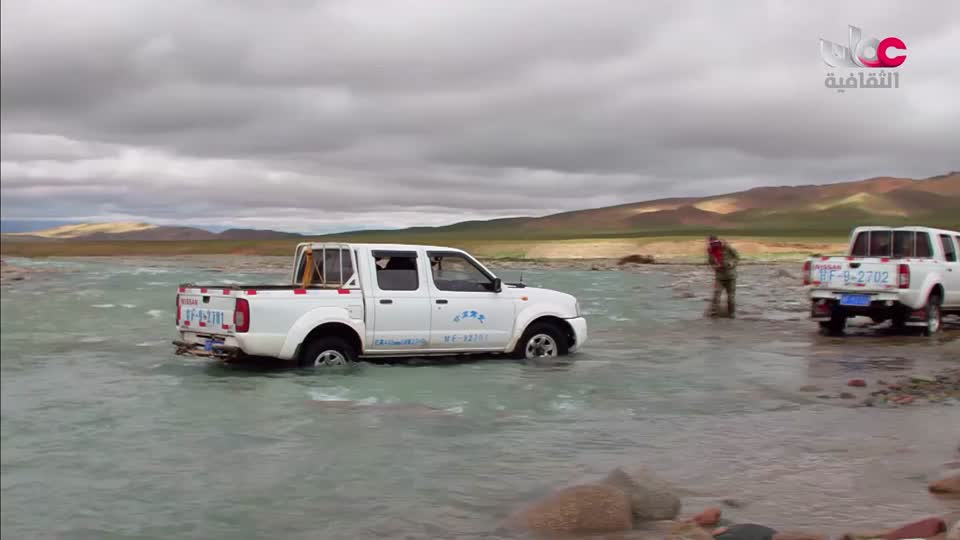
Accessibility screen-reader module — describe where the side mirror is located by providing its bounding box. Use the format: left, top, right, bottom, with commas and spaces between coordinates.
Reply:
492, 277, 502, 293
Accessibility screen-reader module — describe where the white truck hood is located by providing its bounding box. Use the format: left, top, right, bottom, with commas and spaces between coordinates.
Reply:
505, 285, 580, 317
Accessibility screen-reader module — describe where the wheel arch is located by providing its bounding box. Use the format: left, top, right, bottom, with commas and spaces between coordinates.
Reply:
928, 282, 945, 301
511, 314, 576, 351
295, 322, 363, 361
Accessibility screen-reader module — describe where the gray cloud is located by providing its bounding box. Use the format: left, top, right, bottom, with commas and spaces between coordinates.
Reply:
2, 0, 959, 232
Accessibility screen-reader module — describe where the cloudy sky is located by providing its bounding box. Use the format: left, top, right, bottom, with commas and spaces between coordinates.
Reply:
2, 0, 959, 233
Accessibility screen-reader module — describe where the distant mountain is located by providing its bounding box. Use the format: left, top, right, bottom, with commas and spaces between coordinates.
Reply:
4, 172, 958, 244
323, 172, 960, 240
13, 222, 159, 239
217, 228, 304, 240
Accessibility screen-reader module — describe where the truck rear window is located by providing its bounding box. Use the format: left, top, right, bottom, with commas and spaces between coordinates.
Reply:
892, 231, 914, 258
295, 248, 354, 286
916, 233, 933, 257
852, 230, 934, 258
869, 230, 892, 257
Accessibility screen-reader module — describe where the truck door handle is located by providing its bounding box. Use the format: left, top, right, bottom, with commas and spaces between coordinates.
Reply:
379, 299, 393, 304
435, 299, 448, 304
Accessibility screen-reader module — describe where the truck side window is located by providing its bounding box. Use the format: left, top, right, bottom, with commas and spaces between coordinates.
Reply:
940, 235, 958, 262
373, 251, 419, 291
850, 232, 868, 256
892, 231, 914, 258
868, 230, 892, 257
427, 252, 495, 292
916, 233, 933, 258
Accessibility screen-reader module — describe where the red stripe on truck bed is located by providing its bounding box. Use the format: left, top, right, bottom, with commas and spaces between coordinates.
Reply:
246, 290, 257, 295
294, 289, 307, 295
338, 289, 350, 295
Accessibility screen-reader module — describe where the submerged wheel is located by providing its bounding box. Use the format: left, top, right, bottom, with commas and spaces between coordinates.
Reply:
299, 336, 357, 368
820, 311, 847, 336
891, 309, 907, 331
513, 322, 569, 360
922, 294, 943, 337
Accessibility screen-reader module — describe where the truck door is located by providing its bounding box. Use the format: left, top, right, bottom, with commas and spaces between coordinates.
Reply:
425, 251, 515, 350
367, 250, 432, 351
938, 234, 960, 307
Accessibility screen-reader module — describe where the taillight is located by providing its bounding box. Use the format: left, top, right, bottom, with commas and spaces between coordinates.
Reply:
802, 260, 812, 285
898, 263, 910, 289
234, 299, 250, 332
176, 294, 181, 325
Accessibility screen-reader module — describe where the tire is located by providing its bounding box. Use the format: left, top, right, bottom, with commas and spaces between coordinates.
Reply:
891, 309, 907, 331
822, 311, 847, 336
512, 322, 569, 360
921, 294, 943, 337
299, 336, 357, 368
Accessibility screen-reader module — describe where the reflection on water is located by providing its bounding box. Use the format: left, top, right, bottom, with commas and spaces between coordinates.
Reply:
1, 259, 958, 539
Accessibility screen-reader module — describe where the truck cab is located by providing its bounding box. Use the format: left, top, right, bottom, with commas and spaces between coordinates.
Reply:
802, 226, 960, 335
174, 243, 587, 366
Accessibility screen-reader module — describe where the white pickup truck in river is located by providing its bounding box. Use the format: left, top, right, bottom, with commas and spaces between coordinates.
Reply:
803, 226, 960, 335
173, 243, 587, 366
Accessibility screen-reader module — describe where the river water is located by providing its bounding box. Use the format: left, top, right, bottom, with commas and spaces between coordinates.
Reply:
2, 258, 958, 539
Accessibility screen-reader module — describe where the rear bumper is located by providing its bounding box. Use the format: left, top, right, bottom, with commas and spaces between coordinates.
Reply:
566, 317, 588, 352
172, 338, 242, 359
809, 288, 923, 309
808, 297, 929, 326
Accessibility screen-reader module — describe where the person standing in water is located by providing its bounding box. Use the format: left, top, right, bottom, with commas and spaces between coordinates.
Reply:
706, 235, 740, 318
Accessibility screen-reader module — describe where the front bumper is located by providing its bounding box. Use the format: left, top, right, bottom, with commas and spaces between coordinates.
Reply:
566, 316, 588, 352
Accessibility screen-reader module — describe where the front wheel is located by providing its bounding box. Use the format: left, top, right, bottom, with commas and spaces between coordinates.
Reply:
299, 336, 357, 368
512, 322, 569, 360
921, 294, 943, 337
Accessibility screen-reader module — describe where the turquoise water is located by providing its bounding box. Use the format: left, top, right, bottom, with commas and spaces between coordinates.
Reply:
2, 258, 958, 539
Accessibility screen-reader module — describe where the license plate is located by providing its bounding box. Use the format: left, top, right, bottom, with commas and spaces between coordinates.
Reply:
204, 338, 224, 352
840, 294, 871, 306
182, 308, 226, 326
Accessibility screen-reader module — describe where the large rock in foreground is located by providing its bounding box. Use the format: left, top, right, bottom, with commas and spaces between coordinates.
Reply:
601, 466, 682, 521
929, 472, 960, 494
505, 483, 633, 535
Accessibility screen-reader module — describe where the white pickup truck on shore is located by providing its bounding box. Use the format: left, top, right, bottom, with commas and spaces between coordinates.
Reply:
803, 226, 960, 335
173, 243, 587, 366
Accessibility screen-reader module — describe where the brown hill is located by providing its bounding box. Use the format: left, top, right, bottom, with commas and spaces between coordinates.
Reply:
7, 172, 957, 244
217, 229, 303, 240
82, 227, 220, 241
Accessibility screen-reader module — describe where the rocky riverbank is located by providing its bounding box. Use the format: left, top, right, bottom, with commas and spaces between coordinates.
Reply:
0, 259, 68, 285
800, 367, 960, 408
504, 464, 960, 540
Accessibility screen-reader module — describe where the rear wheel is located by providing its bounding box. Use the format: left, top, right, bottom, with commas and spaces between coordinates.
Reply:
820, 311, 847, 336
299, 336, 357, 368
512, 322, 569, 360
921, 294, 943, 336
891, 309, 907, 331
